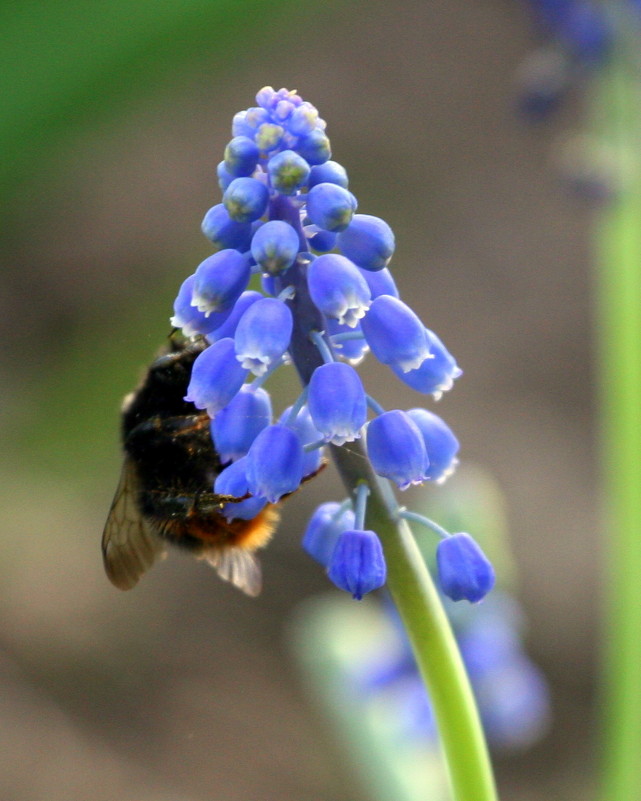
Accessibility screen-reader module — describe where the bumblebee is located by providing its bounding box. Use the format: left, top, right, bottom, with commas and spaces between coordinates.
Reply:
102, 334, 279, 597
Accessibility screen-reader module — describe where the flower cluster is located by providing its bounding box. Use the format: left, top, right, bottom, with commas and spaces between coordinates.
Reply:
171, 86, 494, 603
516, 0, 612, 121
513, 2, 641, 202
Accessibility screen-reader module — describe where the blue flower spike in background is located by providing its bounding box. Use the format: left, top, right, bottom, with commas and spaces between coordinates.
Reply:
517, 4, 641, 800
172, 86, 498, 801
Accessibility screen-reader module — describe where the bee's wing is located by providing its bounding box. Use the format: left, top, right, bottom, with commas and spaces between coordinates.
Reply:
102, 457, 166, 590
201, 548, 262, 598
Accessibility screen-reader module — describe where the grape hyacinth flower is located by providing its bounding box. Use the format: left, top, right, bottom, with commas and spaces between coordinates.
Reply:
172, 84, 488, 604
169, 86, 497, 801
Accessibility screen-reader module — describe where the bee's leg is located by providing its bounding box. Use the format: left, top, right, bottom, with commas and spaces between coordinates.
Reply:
184, 485, 250, 518
141, 486, 244, 519
127, 413, 210, 442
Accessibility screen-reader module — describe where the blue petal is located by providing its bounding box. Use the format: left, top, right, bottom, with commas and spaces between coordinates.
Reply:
406, 408, 459, 483
184, 338, 248, 417
223, 177, 270, 222
308, 228, 337, 253
359, 266, 399, 299
245, 424, 304, 502
211, 386, 272, 462
267, 149, 310, 195
296, 129, 331, 166
307, 362, 367, 445
201, 204, 253, 252
306, 183, 357, 232
476, 657, 551, 749
326, 317, 369, 365
392, 327, 462, 397
287, 101, 320, 136
170, 273, 232, 337
205, 290, 263, 344
255, 122, 285, 154
192, 249, 251, 314
232, 106, 268, 137
251, 220, 301, 274
302, 502, 355, 566
216, 160, 235, 191
327, 529, 387, 600
361, 295, 430, 372
224, 136, 260, 177
307, 253, 371, 328
214, 457, 268, 521
436, 533, 495, 603
337, 214, 395, 271
234, 297, 293, 376
279, 405, 325, 477
366, 410, 429, 490
307, 160, 349, 190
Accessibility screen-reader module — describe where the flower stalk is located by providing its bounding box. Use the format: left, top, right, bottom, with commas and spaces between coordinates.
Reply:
591, 12, 641, 800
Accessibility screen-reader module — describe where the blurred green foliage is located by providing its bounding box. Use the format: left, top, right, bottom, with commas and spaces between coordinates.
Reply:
1, 0, 301, 207
3, 0, 314, 485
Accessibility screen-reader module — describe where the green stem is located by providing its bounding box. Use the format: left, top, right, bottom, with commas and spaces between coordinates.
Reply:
332, 441, 498, 801
593, 27, 641, 801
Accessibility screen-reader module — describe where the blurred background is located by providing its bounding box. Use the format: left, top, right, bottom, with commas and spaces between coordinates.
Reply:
1, 0, 600, 799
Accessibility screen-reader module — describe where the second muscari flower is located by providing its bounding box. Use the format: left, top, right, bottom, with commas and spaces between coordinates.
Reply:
337, 213, 395, 271
306, 182, 357, 232
360, 266, 399, 299
307, 159, 349, 189
223, 176, 270, 222
326, 318, 369, 364
223, 135, 260, 177
296, 128, 331, 165
267, 149, 311, 195
205, 290, 263, 344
